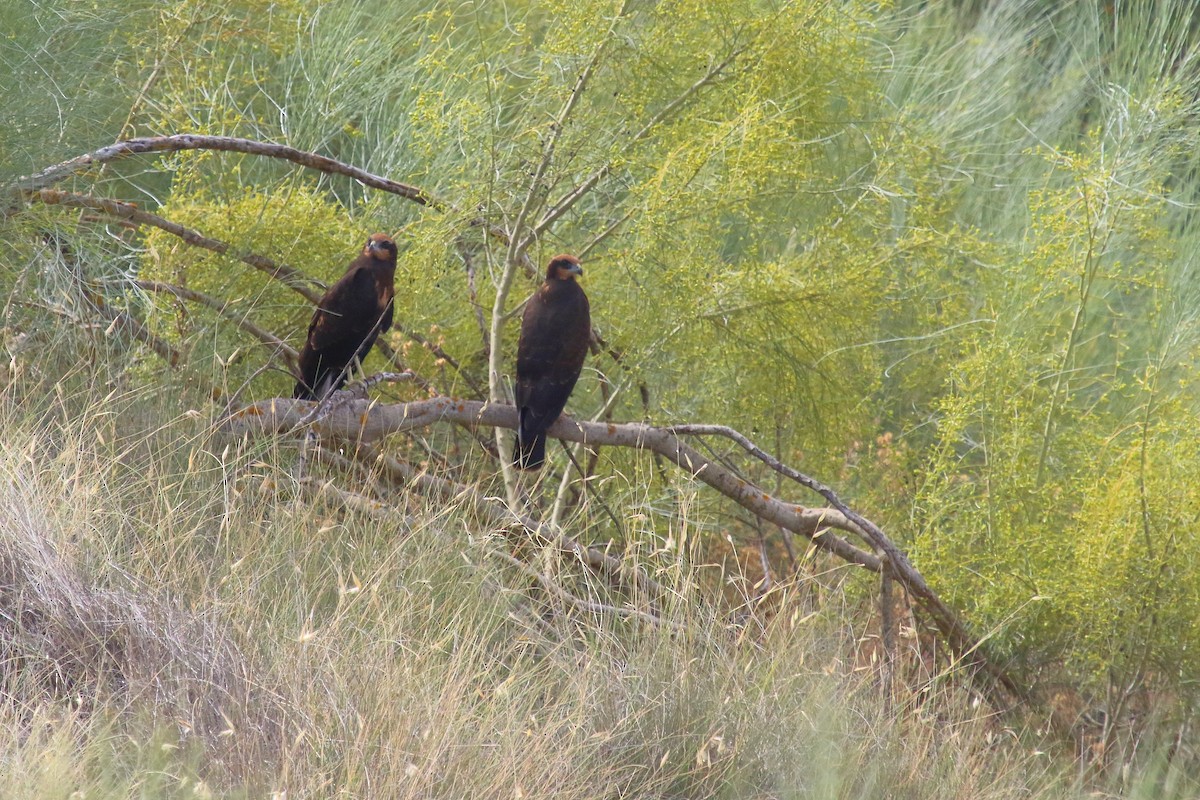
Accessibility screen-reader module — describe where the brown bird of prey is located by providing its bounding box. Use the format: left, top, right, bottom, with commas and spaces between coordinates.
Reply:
293, 233, 398, 401
514, 253, 590, 470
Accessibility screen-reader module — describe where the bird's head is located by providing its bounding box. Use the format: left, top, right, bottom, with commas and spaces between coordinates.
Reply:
546, 253, 583, 281
363, 233, 398, 262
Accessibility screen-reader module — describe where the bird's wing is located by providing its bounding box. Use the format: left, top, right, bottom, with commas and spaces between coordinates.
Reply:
380, 292, 394, 333
307, 266, 376, 352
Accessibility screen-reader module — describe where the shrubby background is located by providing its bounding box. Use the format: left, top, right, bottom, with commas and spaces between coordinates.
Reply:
4, 0, 1200, 795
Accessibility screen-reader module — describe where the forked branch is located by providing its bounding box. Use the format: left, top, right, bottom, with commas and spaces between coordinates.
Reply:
226, 396, 880, 569
526, 46, 745, 245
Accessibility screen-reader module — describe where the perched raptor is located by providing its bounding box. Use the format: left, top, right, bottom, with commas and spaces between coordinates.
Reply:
293, 233, 398, 401
514, 253, 590, 470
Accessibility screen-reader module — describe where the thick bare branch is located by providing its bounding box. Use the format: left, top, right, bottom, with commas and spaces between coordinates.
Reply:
666, 423, 1027, 701
224, 395, 1029, 705
223, 396, 879, 570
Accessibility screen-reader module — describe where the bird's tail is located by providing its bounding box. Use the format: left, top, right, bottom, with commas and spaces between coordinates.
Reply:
295, 370, 339, 402
513, 431, 546, 470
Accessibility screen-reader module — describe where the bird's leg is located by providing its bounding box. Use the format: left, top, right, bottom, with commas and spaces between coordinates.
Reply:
324, 387, 364, 416
339, 380, 370, 403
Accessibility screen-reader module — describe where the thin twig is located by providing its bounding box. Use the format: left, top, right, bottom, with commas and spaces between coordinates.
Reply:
92, 302, 183, 369
551, 375, 626, 528
462, 249, 490, 354
132, 279, 297, 362
525, 46, 745, 244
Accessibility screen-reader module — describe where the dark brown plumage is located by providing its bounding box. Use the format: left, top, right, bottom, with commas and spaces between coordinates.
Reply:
514, 254, 590, 470
293, 233, 398, 401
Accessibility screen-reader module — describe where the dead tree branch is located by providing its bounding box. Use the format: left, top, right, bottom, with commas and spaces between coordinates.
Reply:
224, 394, 1028, 705
665, 423, 1026, 700
7, 135, 523, 272
224, 396, 879, 569
313, 441, 672, 629
9, 135, 436, 207
490, 549, 682, 632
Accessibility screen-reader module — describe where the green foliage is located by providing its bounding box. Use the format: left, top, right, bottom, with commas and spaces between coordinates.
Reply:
886, 0, 1200, 717
139, 183, 382, 393
0, 0, 155, 179
126, 0, 900, 460
13, 0, 1200, 773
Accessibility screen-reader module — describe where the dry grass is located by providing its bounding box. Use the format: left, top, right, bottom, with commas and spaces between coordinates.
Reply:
0, 362, 1191, 799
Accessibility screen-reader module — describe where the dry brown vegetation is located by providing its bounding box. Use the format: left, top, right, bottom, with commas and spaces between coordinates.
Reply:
0, 355, 1182, 798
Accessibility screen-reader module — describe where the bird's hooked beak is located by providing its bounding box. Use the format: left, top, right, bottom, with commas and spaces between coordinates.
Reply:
562, 261, 583, 278
366, 238, 394, 260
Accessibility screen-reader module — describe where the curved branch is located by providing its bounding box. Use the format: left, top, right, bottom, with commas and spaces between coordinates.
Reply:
667, 423, 1028, 700
9, 135, 436, 207
10, 134, 523, 290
